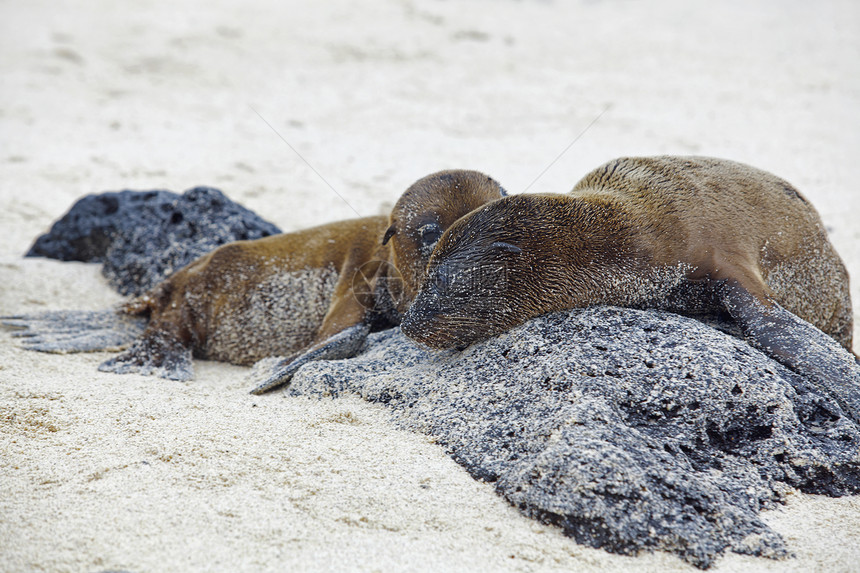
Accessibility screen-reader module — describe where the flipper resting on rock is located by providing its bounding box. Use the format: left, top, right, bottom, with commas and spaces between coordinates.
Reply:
248, 324, 370, 395
720, 280, 860, 425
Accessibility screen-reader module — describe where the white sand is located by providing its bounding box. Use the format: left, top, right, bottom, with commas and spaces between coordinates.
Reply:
1, 1, 859, 571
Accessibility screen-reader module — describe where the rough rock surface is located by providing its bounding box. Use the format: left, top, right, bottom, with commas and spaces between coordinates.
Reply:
26, 187, 281, 295
287, 306, 860, 569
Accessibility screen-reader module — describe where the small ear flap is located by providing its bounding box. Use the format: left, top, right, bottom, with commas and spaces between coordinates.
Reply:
382, 224, 397, 245
490, 241, 522, 254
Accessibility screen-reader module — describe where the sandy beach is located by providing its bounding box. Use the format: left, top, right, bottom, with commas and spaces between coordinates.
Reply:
1, 1, 859, 571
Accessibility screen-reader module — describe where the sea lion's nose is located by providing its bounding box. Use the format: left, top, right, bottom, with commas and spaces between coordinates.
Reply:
399, 308, 428, 342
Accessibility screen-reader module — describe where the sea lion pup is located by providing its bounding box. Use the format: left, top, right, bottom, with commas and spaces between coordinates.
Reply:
3, 170, 506, 394
401, 156, 860, 424
247, 169, 506, 394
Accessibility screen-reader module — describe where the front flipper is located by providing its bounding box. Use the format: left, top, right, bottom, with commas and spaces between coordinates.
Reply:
720, 281, 860, 425
98, 330, 193, 381
249, 323, 370, 395
2, 309, 147, 353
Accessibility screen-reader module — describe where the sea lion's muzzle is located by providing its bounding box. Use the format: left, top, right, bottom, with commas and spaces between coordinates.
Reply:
400, 306, 440, 348
401, 301, 488, 350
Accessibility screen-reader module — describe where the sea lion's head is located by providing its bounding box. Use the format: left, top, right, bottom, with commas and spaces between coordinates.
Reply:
401, 192, 650, 349
400, 195, 559, 349
382, 170, 506, 312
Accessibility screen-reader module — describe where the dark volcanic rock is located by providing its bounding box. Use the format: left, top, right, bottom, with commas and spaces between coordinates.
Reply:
287, 306, 860, 569
26, 187, 281, 295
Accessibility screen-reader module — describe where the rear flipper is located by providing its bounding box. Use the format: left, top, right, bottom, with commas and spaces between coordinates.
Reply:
2, 309, 147, 353
98, 330, 193, 381
248, 323, 370, 395
720, 281, 860, 425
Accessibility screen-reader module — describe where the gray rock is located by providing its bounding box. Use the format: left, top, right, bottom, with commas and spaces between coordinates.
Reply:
26, 187, 281, 296
288, 306, 860, 569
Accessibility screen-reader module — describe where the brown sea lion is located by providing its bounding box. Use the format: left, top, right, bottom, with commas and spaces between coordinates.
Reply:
400, 156, 860, 423
4, 170, 506, 394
